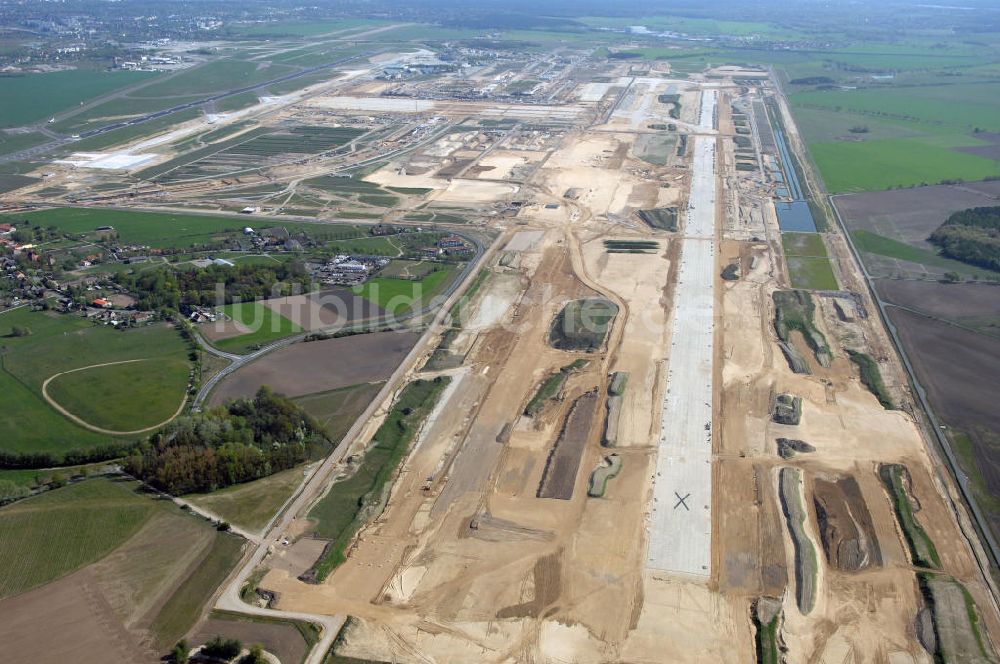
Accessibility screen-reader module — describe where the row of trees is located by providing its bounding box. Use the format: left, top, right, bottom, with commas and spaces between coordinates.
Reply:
929, 206, 1000, 272
0, 442, 136, 470
113, 261, 312, 311
124, 387, 329, 495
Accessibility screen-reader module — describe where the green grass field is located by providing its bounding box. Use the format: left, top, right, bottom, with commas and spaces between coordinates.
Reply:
805, 138, 1000, 192
233, 18, 383, 37
2, 207, 246, 248
791, 87, 1000, 135
45, 358, 190, 431
953, 432, 1000, 518
212, 302, 302, 353
187, 467, 304, 532
0, 130, 48, 156
352, 267, 456, 315
783, 58, 1000, 193
51, 94, 205, 134
785, 257, 839, 291
213, 92, 260, 113
782, 233, 839, 290
0, 479, 156, 598
782, 232, 828, 257
851, 230, 976, 273
130, 60, 294, 99
378, 259, 437, 279
0, 70, 157, 128
0, 308, 191, 454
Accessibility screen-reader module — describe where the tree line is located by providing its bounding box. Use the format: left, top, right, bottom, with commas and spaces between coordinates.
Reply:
124, 386, 329, 495
113, 261, 312, 311
929, 206, 1000, 273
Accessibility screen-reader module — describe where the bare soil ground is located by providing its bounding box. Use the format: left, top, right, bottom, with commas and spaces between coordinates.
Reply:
813, 475, 883, 572
888, 307, 1000, 434
835, 182, 1000, 250
263, 288, 385, 331
0, 509, 228, 664
209, 331, 419, 405
715, 220, 996, 661
878, 279, 1000, 324
0, 566, 153, 664
537, 390, 599, 500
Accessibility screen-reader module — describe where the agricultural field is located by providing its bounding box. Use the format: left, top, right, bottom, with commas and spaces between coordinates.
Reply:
144, 529, 245, 649
781, 232, 838, 291
0, 307, 192, 454
0, 479, 157, 597
834, 181, 1000, 548
0, 70, 157, 128
888, 308, 1000, 441
834, 182, 1000, 279
189, 612, 317, 664
786, 70, 1000, 192
0, 476, 242, 653
294, 382, 385, 443
877, 280, 1000, 337
806, 139, 1000, 193
209, 331, 419, 405
262, 288, 386, 332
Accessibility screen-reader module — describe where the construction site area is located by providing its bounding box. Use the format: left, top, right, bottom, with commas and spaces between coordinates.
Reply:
5, 42, 1000, 664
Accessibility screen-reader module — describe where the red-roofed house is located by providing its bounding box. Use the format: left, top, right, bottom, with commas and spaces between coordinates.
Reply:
92, 298, 111, 308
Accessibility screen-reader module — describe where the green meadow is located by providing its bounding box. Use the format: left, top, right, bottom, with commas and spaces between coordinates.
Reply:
0, 70, 157, 128
212, 302, 302, 353
0, 308, 191, 453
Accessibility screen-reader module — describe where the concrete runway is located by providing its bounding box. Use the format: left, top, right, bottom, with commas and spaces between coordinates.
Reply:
646, 89, 718, 577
